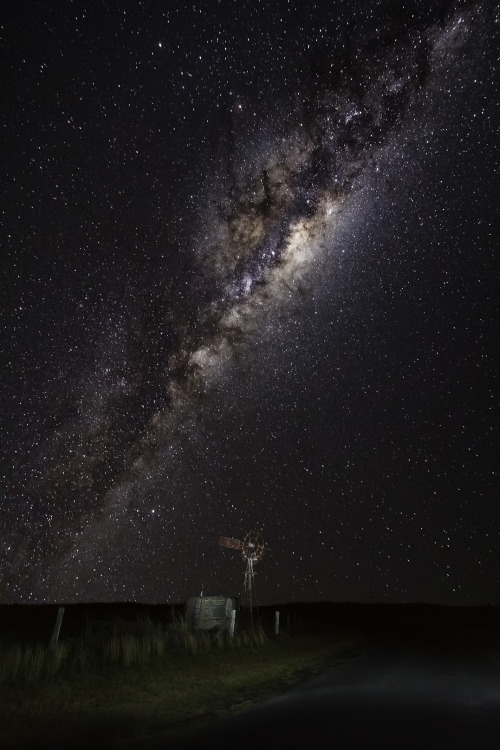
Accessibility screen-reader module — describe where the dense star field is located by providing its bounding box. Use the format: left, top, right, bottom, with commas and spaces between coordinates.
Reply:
2, 0, 498, 605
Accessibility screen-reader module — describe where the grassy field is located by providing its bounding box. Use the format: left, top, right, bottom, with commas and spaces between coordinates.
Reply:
0, 611, 364, 749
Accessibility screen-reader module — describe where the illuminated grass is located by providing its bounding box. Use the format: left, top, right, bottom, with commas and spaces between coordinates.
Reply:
0, 617, 361, 749
0, 612, 268, 685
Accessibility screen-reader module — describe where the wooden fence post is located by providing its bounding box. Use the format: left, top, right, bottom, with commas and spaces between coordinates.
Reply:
50, 606, 65, 648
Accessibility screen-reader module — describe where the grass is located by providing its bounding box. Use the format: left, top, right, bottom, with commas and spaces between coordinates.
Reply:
0, 610, 268, 686
0, 611, 362, 749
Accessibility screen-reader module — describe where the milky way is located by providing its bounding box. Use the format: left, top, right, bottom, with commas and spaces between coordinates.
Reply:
2, 1, 497, 604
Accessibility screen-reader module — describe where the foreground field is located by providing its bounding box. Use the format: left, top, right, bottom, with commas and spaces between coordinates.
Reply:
1, 621, 363, 750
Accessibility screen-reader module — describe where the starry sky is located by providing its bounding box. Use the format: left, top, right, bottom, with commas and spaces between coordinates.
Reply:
2, 0, 498, 605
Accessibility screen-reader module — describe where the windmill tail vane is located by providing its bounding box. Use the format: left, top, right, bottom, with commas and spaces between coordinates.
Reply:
218, 536, 242, 551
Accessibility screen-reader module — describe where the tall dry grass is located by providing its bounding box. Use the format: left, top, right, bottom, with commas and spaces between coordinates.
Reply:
0, 612, 267, 685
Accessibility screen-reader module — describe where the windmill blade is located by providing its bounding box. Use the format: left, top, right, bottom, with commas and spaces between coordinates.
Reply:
218, 536, 242, 550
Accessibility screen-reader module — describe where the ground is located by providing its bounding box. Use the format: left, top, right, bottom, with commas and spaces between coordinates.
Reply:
1, 629, 364, 750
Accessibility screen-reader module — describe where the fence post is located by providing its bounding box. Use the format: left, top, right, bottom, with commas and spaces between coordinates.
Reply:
275, 610, 279, 635
230, 609, 236, 637
50, 606, 65, 648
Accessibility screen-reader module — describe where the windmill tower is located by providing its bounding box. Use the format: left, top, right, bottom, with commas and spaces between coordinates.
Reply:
218, 530, 265, 623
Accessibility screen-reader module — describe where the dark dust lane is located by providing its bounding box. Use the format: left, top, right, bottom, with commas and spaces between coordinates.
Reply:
168, 632, 500, 750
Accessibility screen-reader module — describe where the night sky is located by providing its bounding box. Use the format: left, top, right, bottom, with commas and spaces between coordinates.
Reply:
2, 0, 498, 606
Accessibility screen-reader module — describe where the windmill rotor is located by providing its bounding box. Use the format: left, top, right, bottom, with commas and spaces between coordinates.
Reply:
240, 530, 265, 564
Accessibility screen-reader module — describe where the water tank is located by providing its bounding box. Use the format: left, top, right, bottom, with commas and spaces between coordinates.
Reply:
185, 595, 238, 633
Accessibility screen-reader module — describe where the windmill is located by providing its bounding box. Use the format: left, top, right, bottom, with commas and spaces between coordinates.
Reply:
218, 529, 265, 622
